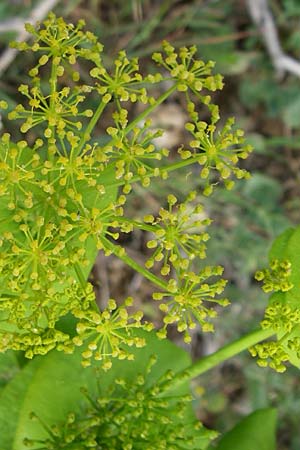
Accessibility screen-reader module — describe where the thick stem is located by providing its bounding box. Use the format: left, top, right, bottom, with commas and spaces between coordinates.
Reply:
160, 328, 275, 393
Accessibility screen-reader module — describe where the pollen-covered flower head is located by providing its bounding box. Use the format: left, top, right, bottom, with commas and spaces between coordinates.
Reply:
104, 111, 169, 193
145, 192, 211, 275
182, 114, 252, 195
0, 133, 42, 207
90, 50, 153, 104
154, 266, 229, 342
71, 297, 153, 370
152, 41, 223, 94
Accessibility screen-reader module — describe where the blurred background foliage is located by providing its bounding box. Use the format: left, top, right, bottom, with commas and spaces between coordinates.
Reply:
0, 0, 300, 449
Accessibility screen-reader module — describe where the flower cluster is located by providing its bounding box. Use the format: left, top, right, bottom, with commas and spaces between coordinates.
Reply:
261, 301, 300, 333
0, 281, 94, 358
182, 116, 252, 195
104, 111, 169, 193
71, 298, 153, 370
153, 266, 229, 342
255, 259, 294, 293
249, 340, 290, 373
0, 13, 254, 363
8, 84, 94, 140
11, 12, 102, 66
2, 328, 70, 360
250, 257, 298, 371
24, 411, 100, 449
145, 192, 211, 275
90, 49, 155, 104
152, 41, 223, 94
249, 299, 300, 372
9, 13, 102, 143
1, 218, 73, 293
24, 358, 217, 449
0, 133, 42, 207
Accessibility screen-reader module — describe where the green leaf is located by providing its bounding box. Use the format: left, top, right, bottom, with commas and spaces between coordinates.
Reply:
269, 226, 300, 305
0, 351, 19, 395
268, 226, 300, 369
211, 408, 277, 450
0, 331, 214, 450
0, 357, 42, 450
0, 350, 98, 450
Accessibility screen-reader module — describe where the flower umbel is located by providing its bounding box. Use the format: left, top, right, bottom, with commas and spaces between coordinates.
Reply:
255, 259, 293, 293
104, 111, 169, 193
153, 266, 229, 342
152, 41, 223, 94
90, 49, 152, 103
0, 14, 254, 363
145, 192, 211, 275
183, 116, 252, 195
72, 298, 153, 370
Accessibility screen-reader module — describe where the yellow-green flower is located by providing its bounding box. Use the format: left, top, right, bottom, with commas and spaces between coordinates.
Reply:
72, 298, 153, 370
153, 266, 229, 342
182, 116, 252, 195
145, 192, 211, 275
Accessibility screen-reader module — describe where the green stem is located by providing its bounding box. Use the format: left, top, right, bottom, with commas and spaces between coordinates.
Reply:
74, 262, 88, 289
160, 328, 275, 393
101, 236, 168, 290
76, 100, 107, 154
106, 84, 178, 146
48, 60, 58, 171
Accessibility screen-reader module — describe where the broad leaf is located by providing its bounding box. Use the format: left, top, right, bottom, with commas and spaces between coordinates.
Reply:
211, 408, 277, 450
0, 357, 42, 450
0, 351, 19, 395
0, 331, 215, 449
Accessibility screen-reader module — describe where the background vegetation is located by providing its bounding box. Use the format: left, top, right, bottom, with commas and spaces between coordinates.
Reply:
0, 1, 299, 448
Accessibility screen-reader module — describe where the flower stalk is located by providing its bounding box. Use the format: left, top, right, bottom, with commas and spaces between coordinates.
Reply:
160, 328, 275, 393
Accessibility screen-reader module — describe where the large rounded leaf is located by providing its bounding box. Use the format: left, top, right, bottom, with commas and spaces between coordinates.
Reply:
0, 331, 214, 449
211, 408, 277, 450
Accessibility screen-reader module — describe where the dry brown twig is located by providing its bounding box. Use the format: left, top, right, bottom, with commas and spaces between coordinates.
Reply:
246, 0, 300, 78
0, 0, 59, 75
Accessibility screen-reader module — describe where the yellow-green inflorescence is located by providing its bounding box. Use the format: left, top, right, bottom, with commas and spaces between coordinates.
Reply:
0, 13, 252, 366
24, 357, 217, 449
154, 266, 229, 343
255, 259, 293, 293
72, 297, 153, 370
250, 259, 300, 372
144, 192, 211, 274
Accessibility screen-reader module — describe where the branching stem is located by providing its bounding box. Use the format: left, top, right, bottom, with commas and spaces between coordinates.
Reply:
101, 236, 168, 290
106, 84, 178, 145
